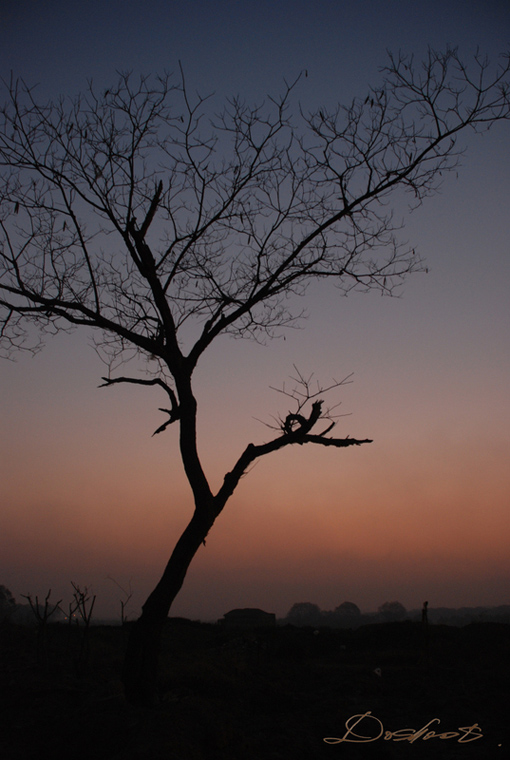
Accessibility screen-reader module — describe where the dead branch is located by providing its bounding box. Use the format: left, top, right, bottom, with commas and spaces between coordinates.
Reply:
71, 582, 96, 627
100, 375, 181, 434
22, 589, 63, 624
22, 589, 62, 666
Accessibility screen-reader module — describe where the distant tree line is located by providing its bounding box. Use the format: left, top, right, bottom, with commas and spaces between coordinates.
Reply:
283, 600, 510, 628
3, 585, 509, 629
284, 600, 406, 628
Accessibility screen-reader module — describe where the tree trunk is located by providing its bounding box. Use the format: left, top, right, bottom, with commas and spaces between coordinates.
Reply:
122, 615, 165, 707
122, 506, 215, 706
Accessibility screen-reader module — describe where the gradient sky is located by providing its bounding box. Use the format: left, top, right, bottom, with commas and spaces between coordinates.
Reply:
1, 0, 509, 622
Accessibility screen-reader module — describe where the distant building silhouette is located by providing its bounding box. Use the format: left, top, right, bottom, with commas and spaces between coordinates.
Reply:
219, 608, 276, 628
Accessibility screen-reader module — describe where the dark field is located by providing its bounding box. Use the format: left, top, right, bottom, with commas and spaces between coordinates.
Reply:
1, 619, 508, 759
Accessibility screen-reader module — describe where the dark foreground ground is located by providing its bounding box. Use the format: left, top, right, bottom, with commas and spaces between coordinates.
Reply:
1, 618, 508, 760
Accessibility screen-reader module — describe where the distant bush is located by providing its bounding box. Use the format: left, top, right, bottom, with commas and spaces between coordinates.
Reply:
285, 602, 323, 627
0, 585, 16, 622
377, 601, 407, 622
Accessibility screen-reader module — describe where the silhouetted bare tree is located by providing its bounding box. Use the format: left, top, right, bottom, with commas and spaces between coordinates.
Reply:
70, 582, 96, 673
1, 48, 509, 704
22, 589, 62, 667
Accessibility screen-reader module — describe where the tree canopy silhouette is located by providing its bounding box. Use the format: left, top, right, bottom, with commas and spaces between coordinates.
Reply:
1, 48, 509, 704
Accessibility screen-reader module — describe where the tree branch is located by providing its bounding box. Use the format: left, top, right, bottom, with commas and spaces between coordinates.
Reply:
215, 429, 372, 510
2, 53, 509, 365
99, 375, 181, 434
215, 395, 371, 510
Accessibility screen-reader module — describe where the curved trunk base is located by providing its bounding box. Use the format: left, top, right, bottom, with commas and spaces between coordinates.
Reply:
121, 505, 215, 706
122, 616, 165, 707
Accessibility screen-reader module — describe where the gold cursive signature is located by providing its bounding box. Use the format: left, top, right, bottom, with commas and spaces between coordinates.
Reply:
324, 711, 484, 745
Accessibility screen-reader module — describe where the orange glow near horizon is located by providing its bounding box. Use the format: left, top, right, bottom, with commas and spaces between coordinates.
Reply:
2, 379, 509, 620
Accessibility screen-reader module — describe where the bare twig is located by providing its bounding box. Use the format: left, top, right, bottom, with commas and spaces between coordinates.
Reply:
107, 575, 134, 625
264, 365, 353, 435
